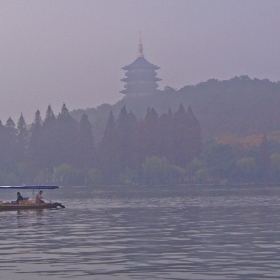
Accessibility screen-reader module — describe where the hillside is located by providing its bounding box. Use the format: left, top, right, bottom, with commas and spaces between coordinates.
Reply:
71, 76, 280, 139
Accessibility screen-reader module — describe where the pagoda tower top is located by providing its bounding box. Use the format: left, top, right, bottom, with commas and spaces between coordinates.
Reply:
120, 37, 161, 97
138, 31, 144, 57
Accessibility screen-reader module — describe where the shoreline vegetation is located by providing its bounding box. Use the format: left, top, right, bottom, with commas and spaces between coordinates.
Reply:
89, 182, 280, 189
1, 76, 280, 186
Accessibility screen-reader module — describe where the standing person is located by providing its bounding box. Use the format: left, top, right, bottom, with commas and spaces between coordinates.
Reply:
16, 192, 23, 204
35, 190, 44, 203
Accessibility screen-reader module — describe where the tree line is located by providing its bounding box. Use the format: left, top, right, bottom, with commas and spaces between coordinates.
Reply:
72, 76, 280, 139
0, 103, 202, 185
1, 101, 279, 185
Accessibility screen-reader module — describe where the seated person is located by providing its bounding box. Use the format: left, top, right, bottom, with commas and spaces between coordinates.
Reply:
16, 192, 23, 204
35, 190, 44, 204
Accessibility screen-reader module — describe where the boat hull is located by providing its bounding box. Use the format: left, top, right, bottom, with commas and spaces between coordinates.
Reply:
0, 202, 64, 211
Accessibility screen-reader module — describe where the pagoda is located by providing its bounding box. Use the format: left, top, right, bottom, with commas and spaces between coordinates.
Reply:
120, 36, 161, 97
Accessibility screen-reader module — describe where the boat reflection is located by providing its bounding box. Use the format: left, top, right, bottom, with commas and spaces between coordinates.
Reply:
16, 209, 45, 227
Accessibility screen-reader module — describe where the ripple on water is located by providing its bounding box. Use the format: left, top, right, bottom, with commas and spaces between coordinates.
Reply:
1, 185, 280, 279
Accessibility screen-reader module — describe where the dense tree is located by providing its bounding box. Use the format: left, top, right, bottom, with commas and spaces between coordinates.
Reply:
158, 109, 173, 159
186, 106, 203, 160
270, 153, 280, 181
170, 104, 202, 167
26, 110, 44, 181
144, 107, 159, 156
0, 119, 17, 175
115, 106, 136, 171
4, 98, 280, 185
235, 157, 257, 182
4, 117, 19, 166
41, 105, 58, 172
77, 114, 96, 183
56, 103, 78, 166
257, 135, 270, 182
142, 156, 172, 185
202, 143, 235, 181
99, 111, 118, 183
17, 113, 28, 162
53, 164, 82, 185
131, 108, 156, 165
28, 110, 43, 163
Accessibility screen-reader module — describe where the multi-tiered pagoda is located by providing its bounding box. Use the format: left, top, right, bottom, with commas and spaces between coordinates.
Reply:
120, 37, 161, 97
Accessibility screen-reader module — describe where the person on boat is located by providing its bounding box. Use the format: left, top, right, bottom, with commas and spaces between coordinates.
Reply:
35, 190, 44, 204
16, 192, 23, 204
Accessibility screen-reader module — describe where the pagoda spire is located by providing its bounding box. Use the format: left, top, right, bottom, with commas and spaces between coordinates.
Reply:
138, 31, 144, 57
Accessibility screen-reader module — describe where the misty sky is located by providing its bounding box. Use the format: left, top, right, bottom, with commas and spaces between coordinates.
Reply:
1, 0, 280, 123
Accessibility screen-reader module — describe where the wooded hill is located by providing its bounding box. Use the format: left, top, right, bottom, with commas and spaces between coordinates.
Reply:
0, 75, 279, 185
71, 76, 280, 139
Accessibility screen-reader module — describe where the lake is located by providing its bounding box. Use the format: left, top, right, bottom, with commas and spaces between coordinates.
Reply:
1, 185, 280, 280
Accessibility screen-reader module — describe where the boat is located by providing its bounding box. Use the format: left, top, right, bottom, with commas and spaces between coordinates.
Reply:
0, 185, 65, 211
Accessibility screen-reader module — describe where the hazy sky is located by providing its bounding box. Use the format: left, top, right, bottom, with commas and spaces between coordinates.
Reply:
1, 0, 280, 123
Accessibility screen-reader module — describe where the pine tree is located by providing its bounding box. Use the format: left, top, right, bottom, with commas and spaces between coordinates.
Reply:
77, 114, 96, 183
0, 121, 7, 170
28, 110, 44, 174
56, 103, 78, 166
41, 105, 57, 171
131, 107, 159, 172
6, 117, 15, 129
99, 111, 118, 183
171, 104, 202, 168
17, 113, 28, 162
3, 117, 19, 168
44, 105, 56, 124
144, 107, 159, 156
131, 118, 150, 171
186, 106, 203, 161
115, 106, 135, 171
158, 109, 173, 160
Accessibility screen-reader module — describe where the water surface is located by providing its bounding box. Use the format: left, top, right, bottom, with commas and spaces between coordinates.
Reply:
1, 185, 280, 279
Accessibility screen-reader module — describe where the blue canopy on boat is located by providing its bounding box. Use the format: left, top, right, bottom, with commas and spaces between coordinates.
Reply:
0, 186, 59, 189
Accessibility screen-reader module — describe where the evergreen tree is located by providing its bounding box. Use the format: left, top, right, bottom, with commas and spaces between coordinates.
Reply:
0, 118, 18, 173
115, 106, 135, 171
131, 107, 159, 173
258, 134, 270, 182
203, 143, 235, 180
28, 110, 44, 176
6, 117, 15, 129
3, 117, 20, 171
186, 106, 203, 161
77, 114, 96, 183
158, 109, 173, 160
144, 107, 159, 156
41, 105, 57, 172
99, 111, 118, 183
44, 104, 56, 124
170, 104, 188, 167
56, 103, 78, 166
0, 121, 7, 169
171, 104, 202, 167
17, 113, 28, 162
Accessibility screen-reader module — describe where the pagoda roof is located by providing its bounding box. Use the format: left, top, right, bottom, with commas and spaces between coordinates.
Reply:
122, 57, 160, 70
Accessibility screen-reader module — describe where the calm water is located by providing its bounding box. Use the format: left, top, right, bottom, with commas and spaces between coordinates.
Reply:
1, 185, 280, 280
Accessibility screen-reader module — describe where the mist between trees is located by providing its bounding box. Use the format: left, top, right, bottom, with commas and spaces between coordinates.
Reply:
0, 101, 278, 186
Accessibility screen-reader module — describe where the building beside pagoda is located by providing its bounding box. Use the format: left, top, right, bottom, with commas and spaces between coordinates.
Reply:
120, 38, 161, 97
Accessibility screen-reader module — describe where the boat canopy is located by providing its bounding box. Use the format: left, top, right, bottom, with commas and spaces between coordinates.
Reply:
0, 186, 59, 190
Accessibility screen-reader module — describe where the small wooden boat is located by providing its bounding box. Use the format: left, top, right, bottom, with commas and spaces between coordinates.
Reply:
0, 185, 65, 211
